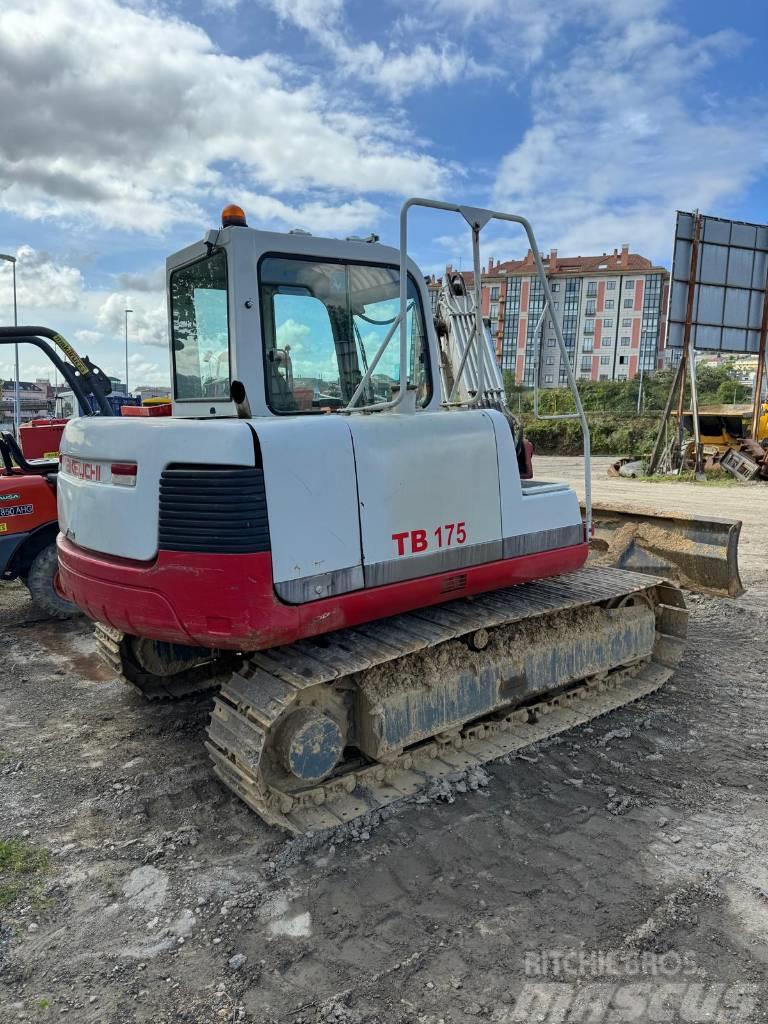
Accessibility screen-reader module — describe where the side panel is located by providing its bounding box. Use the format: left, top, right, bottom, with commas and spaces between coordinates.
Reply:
58, 418, 256, 562
348, 411, 502, 585
255, 417, 363, 600
488, 410, 584, 554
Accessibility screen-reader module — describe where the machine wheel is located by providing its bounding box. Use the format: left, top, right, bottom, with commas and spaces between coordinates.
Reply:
26, 544, 79, 619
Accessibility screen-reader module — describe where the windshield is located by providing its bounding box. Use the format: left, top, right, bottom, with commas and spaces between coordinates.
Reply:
170, 250, 230, 401
259, 256, 430, 413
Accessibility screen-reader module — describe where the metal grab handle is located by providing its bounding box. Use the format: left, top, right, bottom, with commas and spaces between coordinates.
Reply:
395, 198, 592, 536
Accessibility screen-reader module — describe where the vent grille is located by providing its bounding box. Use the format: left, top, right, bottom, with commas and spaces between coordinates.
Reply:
159, 465, 270, 554
441, 573, 467, 594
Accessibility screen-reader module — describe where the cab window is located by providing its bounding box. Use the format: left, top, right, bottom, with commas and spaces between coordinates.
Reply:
171, 250, 230, 400
259, 256, 430, 413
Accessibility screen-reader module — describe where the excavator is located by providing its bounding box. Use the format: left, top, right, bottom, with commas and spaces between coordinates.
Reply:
46, 198, 741, 833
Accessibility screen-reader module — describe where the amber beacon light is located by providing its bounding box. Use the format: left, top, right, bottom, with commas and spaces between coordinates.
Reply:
221, 204, 248, 227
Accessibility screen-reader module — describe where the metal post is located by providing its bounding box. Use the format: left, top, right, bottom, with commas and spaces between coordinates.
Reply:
0, 254, 19, 435
471, 224, 485, 403
647, 355, 685, 475
124, 308, 133, 393
674, 212, 701, 470
750, 279, 768, 439
687, 339, 703, 477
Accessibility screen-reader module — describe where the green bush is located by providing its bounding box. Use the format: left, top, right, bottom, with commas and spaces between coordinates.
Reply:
503, 361, 752, 456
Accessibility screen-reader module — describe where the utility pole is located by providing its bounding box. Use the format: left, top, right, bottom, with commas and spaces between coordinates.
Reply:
124, 308, 133, 394
0, 253, 19, 435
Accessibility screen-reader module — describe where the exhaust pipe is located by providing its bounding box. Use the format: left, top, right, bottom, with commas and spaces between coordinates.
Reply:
230, 379, 252, 419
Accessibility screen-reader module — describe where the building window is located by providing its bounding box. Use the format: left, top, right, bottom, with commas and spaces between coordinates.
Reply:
544, 374, 554, 383
599, 374, 608, 381
586, 281, 598, 297
619, 356, 627, 365
622, 318, 632, 327
584, 319, 594, 333
553, 301, 560, 309
602, 337, 612, 347
580, 357, 592, 372
545, 356, 554, 365
547, 338, 556, 347
625, 280, 635, 289
585, 299, 596, 315
605, 299, 615, 310
603, 318, 613, 327
582, 339, 593, 352
550, 282, 560, 291
624, 299, 633, 308
621, 336, 630, 346
607, 281, 616, 290
490, 302, 499, 319
600, 355, 610, 365
617, 373, 627, 379
490, 285, 500, 301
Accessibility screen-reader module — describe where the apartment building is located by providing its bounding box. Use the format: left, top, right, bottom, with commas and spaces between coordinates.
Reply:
428, 245, 671, 387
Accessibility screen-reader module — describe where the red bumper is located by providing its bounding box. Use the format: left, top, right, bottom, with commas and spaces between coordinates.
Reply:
57, 536, 590, 651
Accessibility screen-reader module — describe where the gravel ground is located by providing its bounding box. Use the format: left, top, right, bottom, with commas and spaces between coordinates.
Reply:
1, 461, 767, 1023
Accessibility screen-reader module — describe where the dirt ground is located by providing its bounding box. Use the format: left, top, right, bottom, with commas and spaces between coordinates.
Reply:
1, 458, 767, 1023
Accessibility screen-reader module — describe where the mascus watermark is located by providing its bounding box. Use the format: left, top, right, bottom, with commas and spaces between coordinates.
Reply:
500, 950, 760, 1023
502, 981, 758, 1023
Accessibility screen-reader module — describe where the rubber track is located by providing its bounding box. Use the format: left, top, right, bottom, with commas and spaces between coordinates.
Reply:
205, 567, 688, 834
94, 623, 233, 699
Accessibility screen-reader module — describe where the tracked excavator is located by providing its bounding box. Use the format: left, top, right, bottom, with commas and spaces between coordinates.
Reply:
51, 199, 741, 833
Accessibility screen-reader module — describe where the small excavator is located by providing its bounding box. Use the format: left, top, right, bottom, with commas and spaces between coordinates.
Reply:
42, 198, 741, 832
0, 329, 112, 616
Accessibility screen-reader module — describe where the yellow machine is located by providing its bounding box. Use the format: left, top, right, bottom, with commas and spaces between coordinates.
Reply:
677, 403, 768, 480
679, 403, 768, 451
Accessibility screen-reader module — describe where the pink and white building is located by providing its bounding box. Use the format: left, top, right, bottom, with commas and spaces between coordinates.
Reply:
429, 246, 672, 387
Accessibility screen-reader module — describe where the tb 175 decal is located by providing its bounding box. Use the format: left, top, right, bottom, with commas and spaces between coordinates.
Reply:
392, 522, 467, 557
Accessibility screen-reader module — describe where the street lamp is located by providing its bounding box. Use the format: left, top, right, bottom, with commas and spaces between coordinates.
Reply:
124, 308, 133, 394
0, 254, 19, 435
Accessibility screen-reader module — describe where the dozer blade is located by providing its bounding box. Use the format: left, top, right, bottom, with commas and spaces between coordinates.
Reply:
206, 566, 689, 835
584, 503, 743, 599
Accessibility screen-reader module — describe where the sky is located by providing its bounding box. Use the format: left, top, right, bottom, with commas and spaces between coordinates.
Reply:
0, 0, 766, 388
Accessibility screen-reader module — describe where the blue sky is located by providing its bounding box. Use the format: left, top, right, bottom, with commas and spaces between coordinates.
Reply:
0, 0, 766, 387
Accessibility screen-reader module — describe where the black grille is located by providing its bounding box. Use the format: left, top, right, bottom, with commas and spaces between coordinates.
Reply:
159, 465, 270, 553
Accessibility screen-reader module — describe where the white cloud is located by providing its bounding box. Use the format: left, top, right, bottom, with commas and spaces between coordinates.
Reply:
276, 319, 311, 350
0, 0, 447, 232
263, 0, 494, 98
492, 10, 765, 261
97, 293, 167, 349
74, 329, 103, 346
237, 194, 381, 234
127, 352, 170, 388
0, 246, 84, 313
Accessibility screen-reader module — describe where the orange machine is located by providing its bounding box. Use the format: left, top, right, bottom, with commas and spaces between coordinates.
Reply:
0, 432, 71, 615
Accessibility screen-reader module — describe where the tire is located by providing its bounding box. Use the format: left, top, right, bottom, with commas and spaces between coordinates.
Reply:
26, 544, 80, 620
